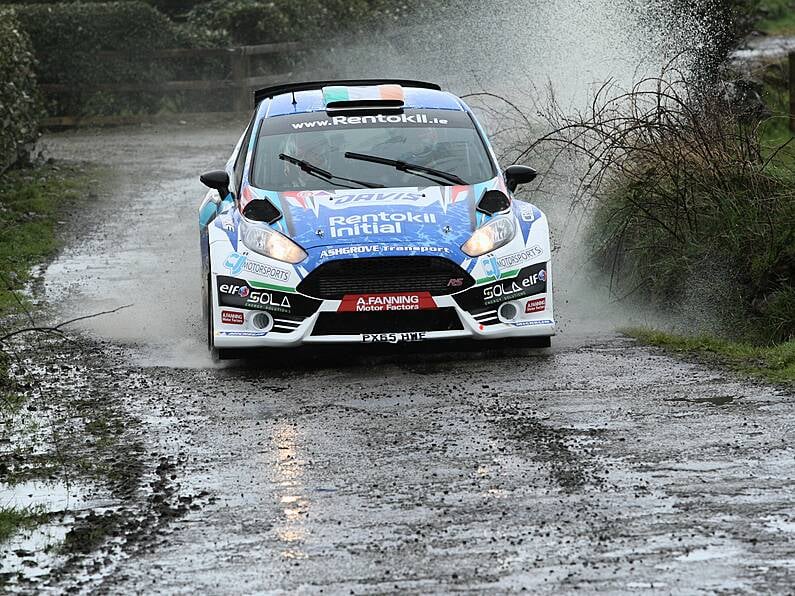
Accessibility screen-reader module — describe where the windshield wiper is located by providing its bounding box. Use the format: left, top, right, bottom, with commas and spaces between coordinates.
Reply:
344, 152, 468, 186
278, 153, 384, 189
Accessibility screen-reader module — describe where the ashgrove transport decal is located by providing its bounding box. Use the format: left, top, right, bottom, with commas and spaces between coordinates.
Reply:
454, 262, 548, 310
339, 292, 436, 312
328, 211, 438, 238
319, 245, 452, 258
216, 276, 321, 316
362, 332, 427, 343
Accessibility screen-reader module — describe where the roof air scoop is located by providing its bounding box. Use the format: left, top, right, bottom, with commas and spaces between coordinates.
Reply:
322, 84, 405, 111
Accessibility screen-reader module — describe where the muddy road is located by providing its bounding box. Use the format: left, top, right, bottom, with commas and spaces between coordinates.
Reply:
12, 122, 793, 593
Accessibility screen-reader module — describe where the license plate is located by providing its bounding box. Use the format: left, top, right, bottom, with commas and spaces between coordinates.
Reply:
362, 332, 427, 344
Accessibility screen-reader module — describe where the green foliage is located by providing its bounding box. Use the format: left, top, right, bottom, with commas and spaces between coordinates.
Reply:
0, 8, 42, 174
572, 68, 795, 344
757, 0, 795, 34
625, 327, 795, 384
9, 1, 191, 116
186, 0, 419, 45
0, 506, 44, 544
0, 164, 90, 317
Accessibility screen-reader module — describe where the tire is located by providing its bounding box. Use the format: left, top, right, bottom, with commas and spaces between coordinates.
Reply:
522, 336, 552, 348
205, 272, 231, 361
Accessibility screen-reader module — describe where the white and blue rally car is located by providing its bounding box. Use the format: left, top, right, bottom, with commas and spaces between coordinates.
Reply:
199, 79, 554, 358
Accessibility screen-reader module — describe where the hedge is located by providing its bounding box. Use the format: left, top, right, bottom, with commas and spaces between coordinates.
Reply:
0, 8, 42, 174
9, 1, 193, 116
185, 0, 422, 45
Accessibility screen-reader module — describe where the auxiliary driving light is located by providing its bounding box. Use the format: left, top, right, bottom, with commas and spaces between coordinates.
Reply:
252, 312, 274, 332
498, 301, 519, 322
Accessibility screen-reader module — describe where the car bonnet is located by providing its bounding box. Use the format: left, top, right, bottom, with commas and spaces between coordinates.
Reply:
243, 179, 507, 254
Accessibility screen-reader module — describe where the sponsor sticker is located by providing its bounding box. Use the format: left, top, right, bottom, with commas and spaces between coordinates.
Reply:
453, 262, 548, 311
223, 252, 290, 282
334, 191, 424, 205
497, 245, 543, 269
290, 113, 450, 130
338, 292, 436, 312
219, 280, 292, 313
525, 298, 546, 314
216, 275, 321, 317
221, 310, 244, 325
483, 269, 546, 305
327, 211, 437, 239
482, 254, 501, 279
319, 244, 451, 258
511, 319, 554, 327
362, 332, 427, 344
218, 331, 269, 337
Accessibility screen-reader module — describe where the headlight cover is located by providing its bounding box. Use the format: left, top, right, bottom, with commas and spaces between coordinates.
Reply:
461, 216, 517, 257
240, 218, 307, 264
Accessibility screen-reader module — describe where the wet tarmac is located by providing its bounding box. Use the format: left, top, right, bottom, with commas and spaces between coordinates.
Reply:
10, 122, 792, 593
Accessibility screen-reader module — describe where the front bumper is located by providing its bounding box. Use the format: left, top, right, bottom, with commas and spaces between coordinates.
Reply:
211, 262, 555, 348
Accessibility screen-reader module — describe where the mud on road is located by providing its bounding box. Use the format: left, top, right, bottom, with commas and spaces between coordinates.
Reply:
2, 122, 793, 593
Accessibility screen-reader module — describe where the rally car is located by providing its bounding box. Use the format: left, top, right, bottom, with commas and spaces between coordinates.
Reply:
199, 79, 554, 359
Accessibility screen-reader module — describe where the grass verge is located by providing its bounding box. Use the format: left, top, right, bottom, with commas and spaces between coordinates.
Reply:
0, 163, 91, 317
0, 506, 45, 543
625, 327, 795, 385
0, 162, 93, 548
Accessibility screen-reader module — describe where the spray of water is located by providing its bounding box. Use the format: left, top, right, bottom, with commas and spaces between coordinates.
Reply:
43, 0, 728, 365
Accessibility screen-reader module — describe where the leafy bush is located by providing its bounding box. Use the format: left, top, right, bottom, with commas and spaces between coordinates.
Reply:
186, 0, 419, 45
0, 8, 42, 173
10, 1, 190, 116
531, 68, 794, 343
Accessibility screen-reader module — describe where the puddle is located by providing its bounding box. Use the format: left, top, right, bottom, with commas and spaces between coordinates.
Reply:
0, 479, 110, 589
764, 517, 795, 534
0, 479, 95, 512
675, 546, 743, 562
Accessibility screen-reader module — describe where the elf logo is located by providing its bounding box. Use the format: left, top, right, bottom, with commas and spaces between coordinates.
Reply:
483, 269, 546, 304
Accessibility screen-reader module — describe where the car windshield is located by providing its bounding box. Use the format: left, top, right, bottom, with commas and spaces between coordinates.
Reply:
250, 108, 495, 191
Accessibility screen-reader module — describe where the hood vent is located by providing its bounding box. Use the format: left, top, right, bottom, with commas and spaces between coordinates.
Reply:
242, 198, 281, 224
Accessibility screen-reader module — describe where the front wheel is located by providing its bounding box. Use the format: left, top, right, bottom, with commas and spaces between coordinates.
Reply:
521, 336, 551, 348
205, 272, 231, 361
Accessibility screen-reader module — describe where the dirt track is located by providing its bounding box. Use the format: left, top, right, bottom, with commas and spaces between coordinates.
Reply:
7, 122, 793, 593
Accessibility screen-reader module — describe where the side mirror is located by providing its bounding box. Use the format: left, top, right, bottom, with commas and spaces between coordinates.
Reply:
200, 170, 230, 199
504, 165, 537, 192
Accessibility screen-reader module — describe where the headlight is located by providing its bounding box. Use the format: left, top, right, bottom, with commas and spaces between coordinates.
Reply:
461, 216, 516, 257
240, 218, 307, 264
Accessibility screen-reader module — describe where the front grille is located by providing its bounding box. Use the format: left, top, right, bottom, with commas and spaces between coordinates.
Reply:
311, 308, 463, 336
298, 257, 474, 300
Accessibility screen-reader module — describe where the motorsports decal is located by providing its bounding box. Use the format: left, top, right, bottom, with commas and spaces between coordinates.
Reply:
454, 262, 547, 310
216, 276, 320, 316
223, 252, 291, 282
338, 292, 437, 313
